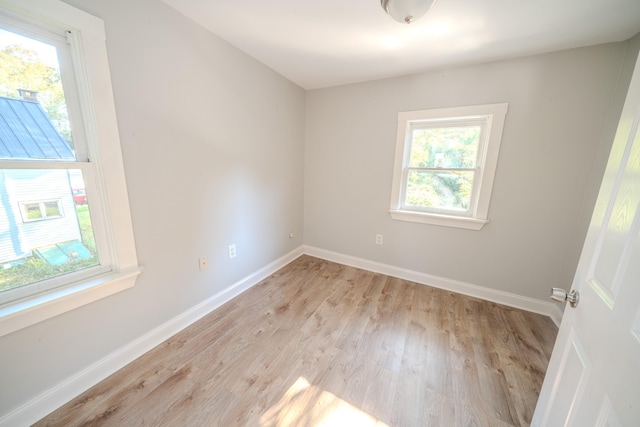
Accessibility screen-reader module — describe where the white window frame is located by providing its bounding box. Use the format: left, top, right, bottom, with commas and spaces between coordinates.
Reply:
0, 0, 141, 337
19, 199, 64, 222
389, 103, 508, 230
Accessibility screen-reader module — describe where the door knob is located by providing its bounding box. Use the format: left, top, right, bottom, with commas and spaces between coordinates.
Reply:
550, 288, 580, 308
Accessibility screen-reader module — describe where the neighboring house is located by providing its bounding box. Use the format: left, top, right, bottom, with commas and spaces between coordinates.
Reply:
0, 93, 81, 266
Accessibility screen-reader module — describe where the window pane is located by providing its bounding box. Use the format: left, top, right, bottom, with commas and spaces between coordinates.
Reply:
409, 126, 481, 168
405, 169, 474, 211
44, 201, 61, 217
0, 28, 75, 160
24, 203, 42, 220
0, 169, 98, 293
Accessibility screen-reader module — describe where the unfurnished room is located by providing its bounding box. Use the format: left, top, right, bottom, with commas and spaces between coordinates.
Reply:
0, 0, 639, 425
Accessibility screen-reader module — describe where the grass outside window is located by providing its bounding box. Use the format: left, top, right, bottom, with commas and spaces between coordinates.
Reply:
0, 204, 98, 293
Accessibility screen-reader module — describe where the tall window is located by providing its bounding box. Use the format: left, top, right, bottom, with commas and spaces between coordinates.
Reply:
0, 25, 101, 300
389, 103, 508, 230
0, 0, 139, 337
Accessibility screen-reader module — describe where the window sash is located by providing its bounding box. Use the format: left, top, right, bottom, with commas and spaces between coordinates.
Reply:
0, 13, 89, 162
409, 117, 488, 130
405, 166, 477, 172
401, 167, 479, 215
0, 13, 110, 303
401, 120, 488, 216
0, 263, 111, 304
0, 162, 111, 304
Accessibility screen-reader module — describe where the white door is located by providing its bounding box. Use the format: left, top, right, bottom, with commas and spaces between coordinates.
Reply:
531, 55, 640, 426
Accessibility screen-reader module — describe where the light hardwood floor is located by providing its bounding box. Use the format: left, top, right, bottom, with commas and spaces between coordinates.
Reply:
36, 255, 558, 426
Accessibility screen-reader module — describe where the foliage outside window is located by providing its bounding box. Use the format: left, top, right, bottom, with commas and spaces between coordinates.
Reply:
0, 44, 71, 144
389, 104, 508, 230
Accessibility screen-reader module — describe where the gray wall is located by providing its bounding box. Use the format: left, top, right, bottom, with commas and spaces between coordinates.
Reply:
304, 41, 635, 301
0, 0, 305, 415
0, 0, 637, 418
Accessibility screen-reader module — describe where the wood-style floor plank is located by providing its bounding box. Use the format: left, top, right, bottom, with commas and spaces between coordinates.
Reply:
35, 255, 558, 426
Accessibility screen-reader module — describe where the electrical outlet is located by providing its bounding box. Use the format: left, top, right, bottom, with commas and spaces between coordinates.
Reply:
376, 234, 383, 245
228, 244, 236, 259
199, 256, 208, 271
289, 231, 294, 239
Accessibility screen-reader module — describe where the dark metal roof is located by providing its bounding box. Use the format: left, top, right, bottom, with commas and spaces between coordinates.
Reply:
0, 95, 74, 160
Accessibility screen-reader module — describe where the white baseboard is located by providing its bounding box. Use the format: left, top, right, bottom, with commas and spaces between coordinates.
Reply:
302, 245, 564, 326
3, 244, 562, 426
0, 247, 304, 427
548, 304, 564, 328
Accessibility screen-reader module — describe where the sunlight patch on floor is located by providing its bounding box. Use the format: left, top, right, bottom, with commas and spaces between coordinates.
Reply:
261, 376, 388, 427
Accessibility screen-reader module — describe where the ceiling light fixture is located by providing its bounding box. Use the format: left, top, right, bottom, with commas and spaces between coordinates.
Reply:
380, 0, 436, 24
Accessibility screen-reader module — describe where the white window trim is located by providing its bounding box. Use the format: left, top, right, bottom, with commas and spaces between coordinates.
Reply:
0, 0, 141, 337
389, 103, 508, 230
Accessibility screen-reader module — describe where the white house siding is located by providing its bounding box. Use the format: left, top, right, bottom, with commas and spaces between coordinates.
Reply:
0, 170, 27, 263
0, 169, 80, 264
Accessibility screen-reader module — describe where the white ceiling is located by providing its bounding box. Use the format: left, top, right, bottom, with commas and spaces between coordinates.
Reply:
162, 0, 640, 90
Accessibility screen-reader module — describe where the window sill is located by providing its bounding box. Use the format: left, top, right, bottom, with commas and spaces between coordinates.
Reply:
389, 209, 489, 230
0, 267, 142, 337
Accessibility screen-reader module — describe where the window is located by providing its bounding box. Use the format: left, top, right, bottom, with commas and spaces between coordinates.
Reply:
389, 103, 508, 230
19, 200, 63, 221
0, 0, 140, 337
0, 24, 102, 293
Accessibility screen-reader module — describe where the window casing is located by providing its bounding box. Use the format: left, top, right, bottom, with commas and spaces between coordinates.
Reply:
0, 0, 140, 337
389, 103, 508, 230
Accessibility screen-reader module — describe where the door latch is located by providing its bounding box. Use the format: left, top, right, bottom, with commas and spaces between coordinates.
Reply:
550, 288, 580, 308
